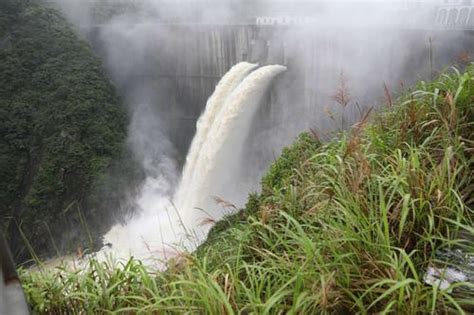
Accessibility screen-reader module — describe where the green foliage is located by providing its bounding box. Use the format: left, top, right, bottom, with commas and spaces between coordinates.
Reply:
261, 132, 321, 194
0, 1, 127, 260
20, 66, 474, 313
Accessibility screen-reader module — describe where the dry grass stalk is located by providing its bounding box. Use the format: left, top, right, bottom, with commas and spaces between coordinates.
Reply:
444, 92, 458, 129
212, 196, 237, 209
76, 246, 84, 259
199, 217, 217, 227
260, 205, 276, 224
309, 128, 321, 142
384, 83, 393, 108
166, 251, 193, 273
333, 71, 351, 108
352, 107, 373, 133
344, 107, 373, 159
457, 50, 472, 65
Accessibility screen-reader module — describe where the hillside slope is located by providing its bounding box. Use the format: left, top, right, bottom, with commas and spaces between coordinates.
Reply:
21, 66, 473, 313
0, 0, 127, 261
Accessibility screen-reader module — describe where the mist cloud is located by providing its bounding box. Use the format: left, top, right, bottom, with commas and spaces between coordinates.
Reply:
48, 0, 472, 256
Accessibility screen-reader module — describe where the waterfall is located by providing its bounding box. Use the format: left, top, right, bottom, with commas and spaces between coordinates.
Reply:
175, 62, 258, 205
175, 65, 287, 238
100, 63, 286, 264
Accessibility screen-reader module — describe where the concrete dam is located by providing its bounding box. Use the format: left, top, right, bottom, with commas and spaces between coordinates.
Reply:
77, 0, 474, 261
88, 7, 474, 166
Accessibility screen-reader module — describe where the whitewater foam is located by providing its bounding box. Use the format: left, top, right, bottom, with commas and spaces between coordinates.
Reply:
175, 62, 258, 206
176, 65, 287, 238
101, 63, 286, 264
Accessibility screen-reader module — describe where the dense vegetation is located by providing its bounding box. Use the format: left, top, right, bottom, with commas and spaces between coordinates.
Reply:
0, 0, 128, 261
21, 66, 474, 313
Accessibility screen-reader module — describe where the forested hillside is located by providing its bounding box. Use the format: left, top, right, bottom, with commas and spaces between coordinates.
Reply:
0, 0, 128, 261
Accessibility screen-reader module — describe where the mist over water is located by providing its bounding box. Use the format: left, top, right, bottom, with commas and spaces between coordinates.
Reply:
101, 63, 286, 263
48, 0, 472, 262
102, 102, 179, 261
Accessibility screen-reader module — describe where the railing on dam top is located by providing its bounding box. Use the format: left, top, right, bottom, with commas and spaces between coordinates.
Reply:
435, 4, 474, 29
90, 15, 474, 32
40, 0, 472, 31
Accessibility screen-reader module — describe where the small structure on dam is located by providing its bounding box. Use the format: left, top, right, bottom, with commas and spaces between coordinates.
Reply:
435, 0, 474, 29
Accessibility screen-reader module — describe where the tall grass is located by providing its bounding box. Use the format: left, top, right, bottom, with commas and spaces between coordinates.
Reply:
20, 65, 474, 314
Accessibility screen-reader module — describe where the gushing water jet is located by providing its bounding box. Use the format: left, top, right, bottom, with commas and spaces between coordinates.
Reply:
101, 63, 286, 264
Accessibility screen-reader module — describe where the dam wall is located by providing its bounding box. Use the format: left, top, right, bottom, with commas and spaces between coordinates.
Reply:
89, 24, 474, 161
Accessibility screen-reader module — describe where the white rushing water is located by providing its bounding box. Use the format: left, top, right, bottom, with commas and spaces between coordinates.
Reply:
175, 65, 287, 237
100, 63, 286, 265
175, 62, 258, 208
